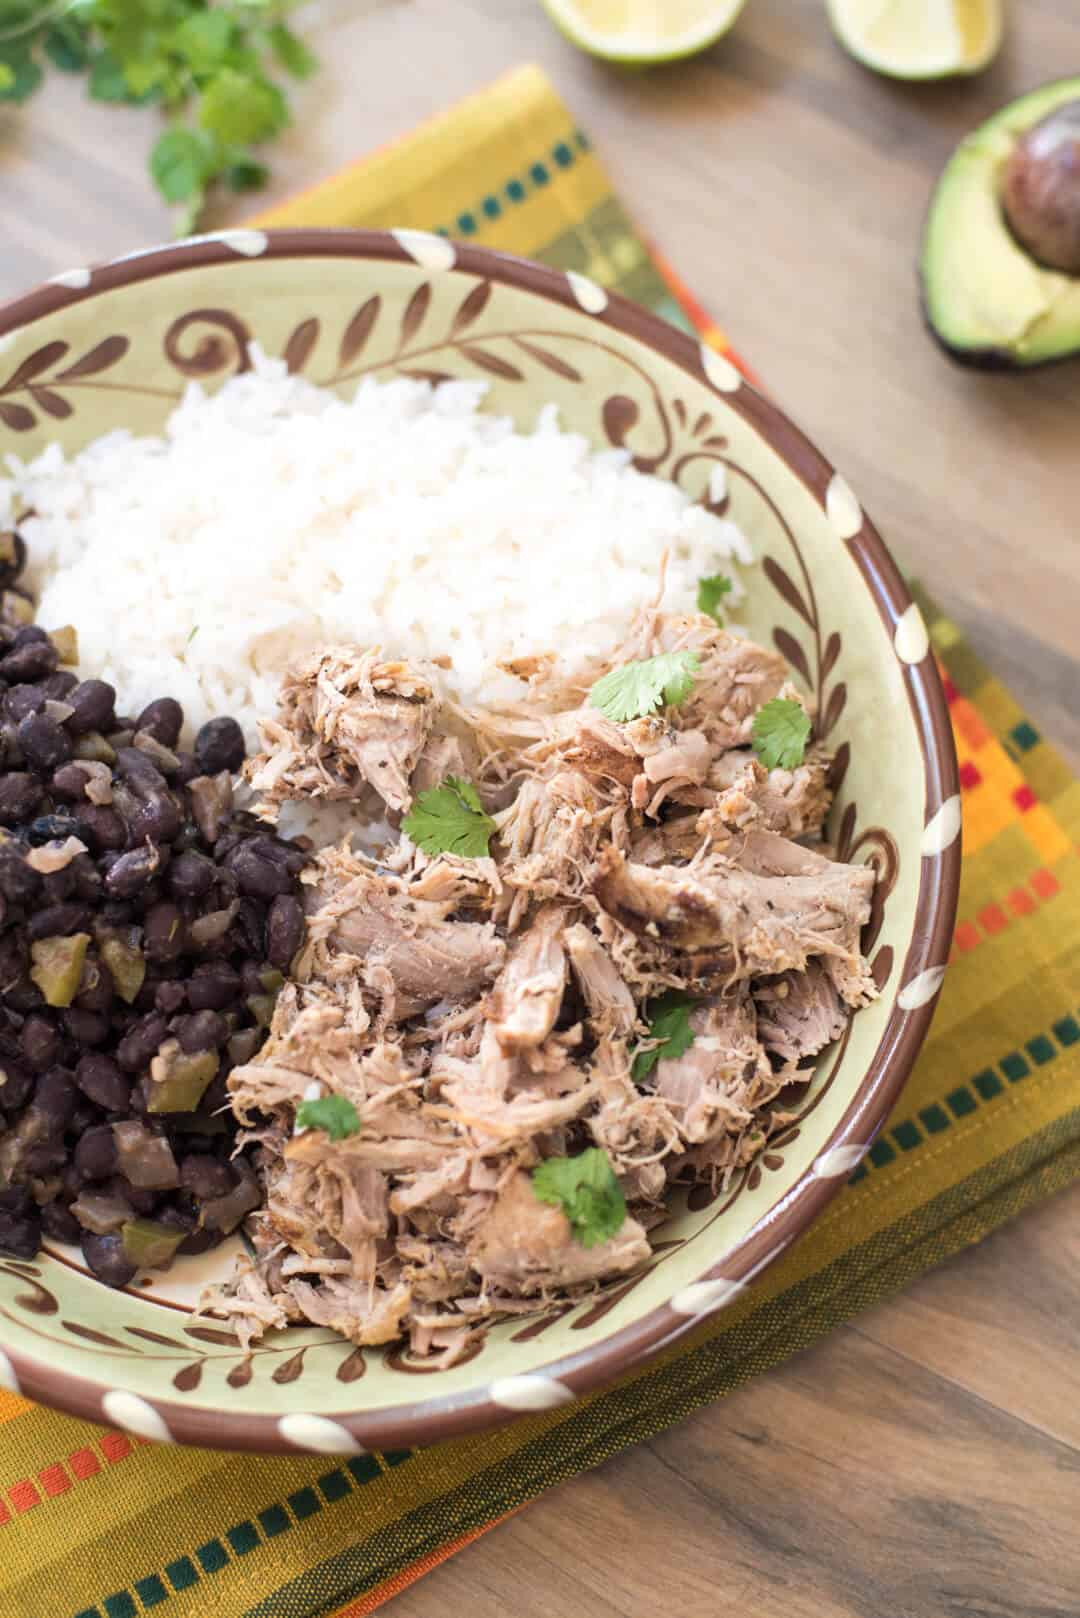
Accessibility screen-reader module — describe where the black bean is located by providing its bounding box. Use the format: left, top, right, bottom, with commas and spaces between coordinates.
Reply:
75, 805, 127, 852
34, 1065, 77, 1129
28, 813, 83, 846
4, 975, 42, 1013
74, 1124, 117, 1181
136, 698, 183, 748
0, 1060, 33, 1111
41, 671, 78, 700
41, 1200, 80, 1243
194, 716, 245, 775
74, 1051, 128, 1110
267, 895, 303, 969
27, 901, 92, 939
3, 684, 45, 723
69, 1101, 100, 1135
40, 866, 77, 909
67, 679, 116, 735
126, 788, 181, 846
177, 1010, 227, 1054
144, 901, 185, 963
232, 900, 266, 957
51, 763, 92, 801
13, 626, 48, 648
154, 981, 186, 1016
74, 959, 114, 1014
167, 849, 215, 900
0, 1203, 41, 1259
104, 845, 160, 898
64, 1007, 109, 1047
172, 751, 199, 786
70, 857, 102, 903
187, 960, 241, 1012
178, 1226, 225, 1256
106, 1174, 158, 1217
19, 712, 73, 774
0, 640, 57, 683
116, 1012, 167, 1073
0, 848, 41, 905
0, 771, 43, 825
21, 1013, 61, 1073
80, 1231, 135, 1288
179, 1153, 233, 1200
239, 959, 272, 997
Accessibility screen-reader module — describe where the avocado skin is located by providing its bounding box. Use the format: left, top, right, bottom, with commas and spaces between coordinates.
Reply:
920, 77, 1080, 370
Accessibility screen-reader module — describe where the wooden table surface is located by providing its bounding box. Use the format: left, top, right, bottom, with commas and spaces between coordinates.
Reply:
3, 2, 1079, 1613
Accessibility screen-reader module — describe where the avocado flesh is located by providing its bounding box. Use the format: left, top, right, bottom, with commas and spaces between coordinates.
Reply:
921, 77, 1080, 367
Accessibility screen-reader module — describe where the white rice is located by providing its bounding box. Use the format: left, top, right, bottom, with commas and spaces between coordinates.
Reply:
1, 348, 752, 743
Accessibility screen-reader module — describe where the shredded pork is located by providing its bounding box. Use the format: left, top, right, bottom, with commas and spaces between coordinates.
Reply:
207, 607, 878, 1361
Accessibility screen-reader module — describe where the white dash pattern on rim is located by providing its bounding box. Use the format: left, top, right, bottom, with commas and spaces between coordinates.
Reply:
898, 965, 947, 1011
825, 473, 862, 540
278, 1413, 362, 1454
48, 268, 92, 291
102, 1390, 172, 1443
812, 1143, 869, 1178
670, 1277, 746, 1317
894, 602, 930, 665
210, 229, 269, 258
489, 1374, 574, 1412
699, 342, 741, 394
921, 795, 962, 857
566, 271, 608, 314
392, 230, 456, 273
0, 1348, 19, 1396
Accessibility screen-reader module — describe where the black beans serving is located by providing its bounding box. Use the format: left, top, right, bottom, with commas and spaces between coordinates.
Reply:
0, 528, 306, 1281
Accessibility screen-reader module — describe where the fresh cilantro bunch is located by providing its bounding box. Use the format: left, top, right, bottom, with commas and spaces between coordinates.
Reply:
0, 0, 317, 232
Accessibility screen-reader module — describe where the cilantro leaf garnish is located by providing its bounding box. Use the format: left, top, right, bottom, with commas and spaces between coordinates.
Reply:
589, 651, 700, 723
751, 698, 813, 771
697, 572, 733, 624
295, 1094, 361, 1143
532, 1148, 627, 1249
402, 776, 496, 859
632, 990, 698, 1082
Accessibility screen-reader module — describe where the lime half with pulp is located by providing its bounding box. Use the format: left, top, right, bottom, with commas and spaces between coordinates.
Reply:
541, 0, 747, 64
826, 0, 1003, 79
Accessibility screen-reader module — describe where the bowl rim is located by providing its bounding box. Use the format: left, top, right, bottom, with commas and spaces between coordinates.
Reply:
0, 228, 961, 1454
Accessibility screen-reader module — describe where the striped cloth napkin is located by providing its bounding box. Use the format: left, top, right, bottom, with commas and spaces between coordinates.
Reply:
1, 63, 1077, 1618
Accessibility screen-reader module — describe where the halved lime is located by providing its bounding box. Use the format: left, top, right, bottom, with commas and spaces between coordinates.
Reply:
826, 0, 1003, 79
540, 0, 747, 64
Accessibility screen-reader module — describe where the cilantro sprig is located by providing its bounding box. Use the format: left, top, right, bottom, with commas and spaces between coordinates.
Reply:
295, 1094, 361, 1143
696, 572, 733, 624
402, 776, 496, 860
589, 651, 699, 724
751, 697, 813, 771
0, 0, 317, 232
532, 1149, 626, 1249
632, 990, 698, 1083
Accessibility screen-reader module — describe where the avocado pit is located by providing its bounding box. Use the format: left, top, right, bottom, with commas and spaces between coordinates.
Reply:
1001, 99, 1080, 275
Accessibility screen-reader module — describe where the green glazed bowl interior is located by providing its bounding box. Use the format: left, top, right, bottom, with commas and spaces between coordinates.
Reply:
0, 230, 960, 1454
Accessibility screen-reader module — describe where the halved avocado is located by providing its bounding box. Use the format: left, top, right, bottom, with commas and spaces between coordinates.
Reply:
921, 78, 1080, 368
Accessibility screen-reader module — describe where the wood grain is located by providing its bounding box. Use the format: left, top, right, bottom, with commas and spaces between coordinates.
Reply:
1, 3, 1078, 1613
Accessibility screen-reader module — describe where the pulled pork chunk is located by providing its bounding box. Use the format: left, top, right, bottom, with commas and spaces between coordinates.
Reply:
303, 845, 505, 1015
754, 961, 848, 1065
592, 841, 875, 999
205, 602, 881, 1361
247, 646, 437, 813
489, 905, 568, 1050
468, 1171, 651, 1295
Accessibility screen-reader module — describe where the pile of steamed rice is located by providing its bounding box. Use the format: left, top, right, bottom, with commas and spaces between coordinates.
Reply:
1, 350, 752, 740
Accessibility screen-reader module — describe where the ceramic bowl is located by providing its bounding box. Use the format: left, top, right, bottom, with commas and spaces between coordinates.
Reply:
0, 230, 960, 1454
